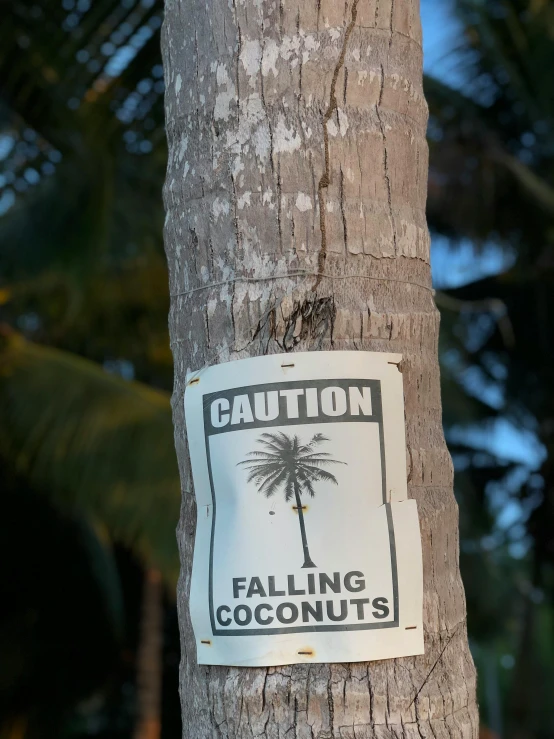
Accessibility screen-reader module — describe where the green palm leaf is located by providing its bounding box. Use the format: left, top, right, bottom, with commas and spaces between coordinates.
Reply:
0, 331, 179, 586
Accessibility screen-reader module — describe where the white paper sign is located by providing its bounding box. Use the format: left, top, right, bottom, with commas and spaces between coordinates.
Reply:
185, 351, 423, 666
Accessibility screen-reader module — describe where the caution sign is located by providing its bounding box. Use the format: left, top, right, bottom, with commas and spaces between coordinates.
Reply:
185, 351, 423, 667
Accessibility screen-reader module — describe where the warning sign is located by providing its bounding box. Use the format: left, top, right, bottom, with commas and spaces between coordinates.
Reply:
185, 351, 423, 666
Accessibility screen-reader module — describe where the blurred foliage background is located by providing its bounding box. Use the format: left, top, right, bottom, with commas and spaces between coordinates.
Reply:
0, 0, 553, 737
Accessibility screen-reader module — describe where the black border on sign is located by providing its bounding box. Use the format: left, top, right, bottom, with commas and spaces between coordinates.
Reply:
202, 378, 399, 636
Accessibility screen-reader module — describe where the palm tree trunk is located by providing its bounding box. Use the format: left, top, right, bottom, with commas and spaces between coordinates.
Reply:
162, 0, 479, 736
0, 717, 27, 739
133, 567, 163, 739
293, 480, 316, 568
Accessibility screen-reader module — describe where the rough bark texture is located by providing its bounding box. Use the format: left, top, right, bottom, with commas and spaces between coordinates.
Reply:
161, 0, 479, 736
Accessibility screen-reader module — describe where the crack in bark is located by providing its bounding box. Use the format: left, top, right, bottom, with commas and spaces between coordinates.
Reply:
326, 674, 335, 736
276, 161, 284, 252
261, 669, 269, 713
376, 63, 398, 255
407, 622, 464, 711
339, 165, 348, 254
313, 0, 359, 291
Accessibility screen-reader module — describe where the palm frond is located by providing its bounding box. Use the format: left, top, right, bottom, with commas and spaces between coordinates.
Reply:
258, 432, 287, 445
0, 0, 166, 280
239, 430, 344, 502
274, 431, 295, 448
259, 468, 289, 498
297, 451, 333, 458
251, 440, 287, 455
298, 476, 316, 498
245, 463, 282, 485
425, 0, 554, 247
0, 331, 179, 586
297, 466, 341, 485
284, 476, 295, 502
308, 433, 329, 445
237, 450, 281, 462
297, 458, 345, 468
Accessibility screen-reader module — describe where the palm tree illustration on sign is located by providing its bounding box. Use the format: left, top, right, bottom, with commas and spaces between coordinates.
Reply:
238, 432, 346, 568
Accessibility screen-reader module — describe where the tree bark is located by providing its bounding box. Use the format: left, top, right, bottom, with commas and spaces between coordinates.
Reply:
162, 0, 479, 736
